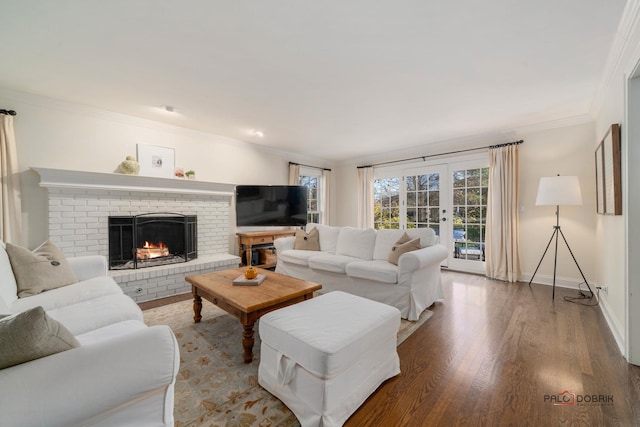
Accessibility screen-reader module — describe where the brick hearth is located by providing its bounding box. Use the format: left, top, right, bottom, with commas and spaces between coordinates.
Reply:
34, 168, 240, 302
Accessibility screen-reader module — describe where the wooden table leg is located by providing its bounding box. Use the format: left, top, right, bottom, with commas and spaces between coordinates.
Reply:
246, 247, 253, 267
242, 322, 256, 363
193, 293, 202, 323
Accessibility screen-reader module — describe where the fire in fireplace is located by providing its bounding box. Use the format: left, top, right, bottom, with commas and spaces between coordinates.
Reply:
108, 213, 197, 270
136, 241, 170, 260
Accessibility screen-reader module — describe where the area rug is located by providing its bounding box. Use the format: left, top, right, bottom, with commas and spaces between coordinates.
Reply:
143, 298, 432, 427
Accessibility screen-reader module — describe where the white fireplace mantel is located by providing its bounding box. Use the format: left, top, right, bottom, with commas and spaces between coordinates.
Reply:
32, 167, 235, 196
35, 166, 238, 302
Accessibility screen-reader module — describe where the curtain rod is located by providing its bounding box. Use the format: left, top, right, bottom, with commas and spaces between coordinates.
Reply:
289, 161, 331, 171
0, 109, 17, 116
357, 139, 523, 169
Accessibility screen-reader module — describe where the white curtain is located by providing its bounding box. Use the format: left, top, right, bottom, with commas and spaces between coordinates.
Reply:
0, 114, 23, 245
485, 144, 520, 282
357, 167, 374, 229
321, 169, 331, 225
290, 162, 332, 224
288, 163, 300, 185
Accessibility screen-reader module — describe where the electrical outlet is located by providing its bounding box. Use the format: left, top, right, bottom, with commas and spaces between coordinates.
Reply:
599, 285, 609, 295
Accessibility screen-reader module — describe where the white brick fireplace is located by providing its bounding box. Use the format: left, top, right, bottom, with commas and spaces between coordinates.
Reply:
33, 167, 239, 302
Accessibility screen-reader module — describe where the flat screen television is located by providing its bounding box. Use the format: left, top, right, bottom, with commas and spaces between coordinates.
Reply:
235, 185, 308, 227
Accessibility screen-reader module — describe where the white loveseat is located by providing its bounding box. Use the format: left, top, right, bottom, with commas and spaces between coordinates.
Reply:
0, 243, 180, 427
275, 224, 448, 321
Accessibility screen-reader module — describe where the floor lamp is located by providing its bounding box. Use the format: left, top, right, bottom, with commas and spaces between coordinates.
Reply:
528, 175, 594, 300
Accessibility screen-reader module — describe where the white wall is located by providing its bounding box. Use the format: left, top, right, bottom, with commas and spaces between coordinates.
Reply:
590, 1, 640, 357
334, 121, 599, 287
594, 71, 627, 345
0, 88, 334, 249
518, 123, 598, 287
334, 162, 359, 227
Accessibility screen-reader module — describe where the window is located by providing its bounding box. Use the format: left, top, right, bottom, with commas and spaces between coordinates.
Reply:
374, 177, 400, 229
452, 167, 489, 261
299, 167, 321, 224
370, 155, 488, 273
405, 172, 441, 233
373, 165, 447, 235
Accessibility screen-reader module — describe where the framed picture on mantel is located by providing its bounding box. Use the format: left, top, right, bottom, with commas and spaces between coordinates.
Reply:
595, 123, 621, 215
137, 144, 175, 178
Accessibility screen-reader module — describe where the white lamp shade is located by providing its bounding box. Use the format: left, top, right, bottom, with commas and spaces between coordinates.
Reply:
535, 175, 582, 206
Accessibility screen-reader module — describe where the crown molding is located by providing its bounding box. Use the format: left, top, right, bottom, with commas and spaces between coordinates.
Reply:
590, 0, 640, 118
509, 114, 593, 135
0, 86, 333, 168
338, 114, 593, 167
0, 86, 594, 170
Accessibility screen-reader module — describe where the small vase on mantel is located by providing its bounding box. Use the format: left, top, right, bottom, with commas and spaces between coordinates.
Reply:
119, 156, 140, 175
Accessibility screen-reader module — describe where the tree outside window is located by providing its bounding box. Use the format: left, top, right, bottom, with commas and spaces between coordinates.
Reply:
374, 177, 400, 229
452, 167, 489, 261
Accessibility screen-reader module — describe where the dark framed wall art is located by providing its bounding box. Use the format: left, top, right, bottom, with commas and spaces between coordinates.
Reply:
595, 123, 622, 215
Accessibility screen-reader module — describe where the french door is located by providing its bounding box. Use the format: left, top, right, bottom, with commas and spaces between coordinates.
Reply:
403, 165, 451, 267
373, 158, 488, 274
448, 160, 489, 274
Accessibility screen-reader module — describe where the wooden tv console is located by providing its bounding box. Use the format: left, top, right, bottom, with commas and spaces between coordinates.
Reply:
236, 230, 297, 268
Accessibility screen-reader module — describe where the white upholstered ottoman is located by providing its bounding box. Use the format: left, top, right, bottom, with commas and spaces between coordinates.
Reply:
258, 291, 401, 427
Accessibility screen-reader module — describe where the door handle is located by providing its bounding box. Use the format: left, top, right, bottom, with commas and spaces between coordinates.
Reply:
441, 217, 447, 222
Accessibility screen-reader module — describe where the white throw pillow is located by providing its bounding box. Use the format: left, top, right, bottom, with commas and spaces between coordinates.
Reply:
405, 228, 437, 247
316, 224, 341, 254
372, 229, 405, 260
335, 227, 376, 260
306, 223, 341, 253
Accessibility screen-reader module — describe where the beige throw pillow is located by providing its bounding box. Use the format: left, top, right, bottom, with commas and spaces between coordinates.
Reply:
0, 306, 80, 369
393, 232, 412, 247
294, 227, 320, 251
388, 233, 422, 265
6, 240, 78, 298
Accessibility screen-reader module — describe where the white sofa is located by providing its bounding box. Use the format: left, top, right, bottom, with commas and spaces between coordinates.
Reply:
0, 243, 180, 427
275, 224, 448, 321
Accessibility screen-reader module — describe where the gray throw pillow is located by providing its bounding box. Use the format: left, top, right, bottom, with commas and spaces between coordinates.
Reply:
0, 306, 80, 369
294, 227, 320, 251
6, 240, 78, 298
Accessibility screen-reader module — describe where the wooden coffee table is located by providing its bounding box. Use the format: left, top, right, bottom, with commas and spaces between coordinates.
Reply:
185, 267, 322, 363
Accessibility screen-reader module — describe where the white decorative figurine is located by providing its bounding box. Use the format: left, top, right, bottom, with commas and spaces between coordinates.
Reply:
119, 155, 140, 175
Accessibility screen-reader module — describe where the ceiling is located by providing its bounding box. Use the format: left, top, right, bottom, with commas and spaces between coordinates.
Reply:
0, 1, 627, 162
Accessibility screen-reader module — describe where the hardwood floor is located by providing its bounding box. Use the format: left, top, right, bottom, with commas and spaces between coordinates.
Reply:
346, 271, 640, 427
140, 271, 640, 426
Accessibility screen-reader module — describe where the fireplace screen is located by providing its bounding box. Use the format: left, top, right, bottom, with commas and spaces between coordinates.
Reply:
108, 213, 197, 270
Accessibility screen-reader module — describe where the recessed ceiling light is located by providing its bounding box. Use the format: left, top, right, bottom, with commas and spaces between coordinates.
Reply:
252, 130, 264, 138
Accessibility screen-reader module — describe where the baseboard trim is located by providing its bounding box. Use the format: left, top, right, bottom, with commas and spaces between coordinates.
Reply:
139, 292, 191, 310
597, 295, 626, 357
523, 272, 626, 357
521, 272, 592, 291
